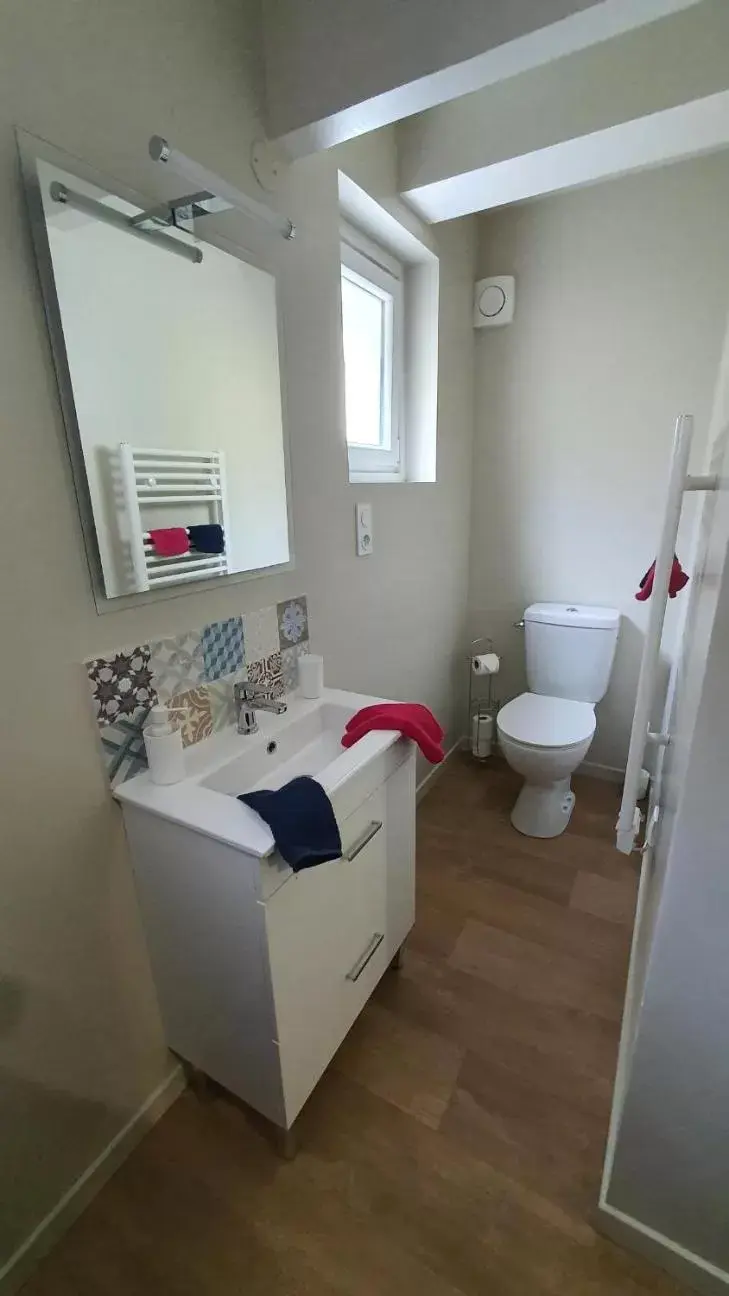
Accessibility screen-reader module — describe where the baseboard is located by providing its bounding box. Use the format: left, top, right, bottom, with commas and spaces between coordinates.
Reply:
0, 1064, 186, 1295
597, 1200, 729, 1295
579, 759, 624, 783
416, 739, 463, 804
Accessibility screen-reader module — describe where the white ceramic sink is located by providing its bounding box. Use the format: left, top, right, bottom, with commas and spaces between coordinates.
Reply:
115, 688, 404, 859
201, 701, 354, 796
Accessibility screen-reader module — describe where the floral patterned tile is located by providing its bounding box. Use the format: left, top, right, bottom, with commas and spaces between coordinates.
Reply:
277, 596, 308, 650
243, 606, 280, 663
149, 631, 204, 700
87, 646, 156, 724
281, 641, 309, 692
200, 617, 244, 682
207, 678, 238, 732
169, 687, 213, 748
98, 712, 148, 789
247, 651, 285, 700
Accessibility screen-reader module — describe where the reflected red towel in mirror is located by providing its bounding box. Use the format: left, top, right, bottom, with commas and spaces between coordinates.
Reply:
148, 527, 190, 558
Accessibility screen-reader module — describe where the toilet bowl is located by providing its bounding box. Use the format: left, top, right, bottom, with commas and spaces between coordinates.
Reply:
497, 692, 596, 838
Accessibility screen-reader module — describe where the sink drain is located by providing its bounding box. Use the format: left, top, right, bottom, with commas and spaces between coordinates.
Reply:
267, 741, 278, 755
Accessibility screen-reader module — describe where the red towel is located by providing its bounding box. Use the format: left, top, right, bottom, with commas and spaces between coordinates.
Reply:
342, 703, 445, 764
635, 554, 689, 602
148, 527, 190, 558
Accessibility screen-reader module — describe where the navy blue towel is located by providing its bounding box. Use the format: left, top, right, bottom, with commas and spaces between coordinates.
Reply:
238, 776, 342, 872
188, 524, 225, 555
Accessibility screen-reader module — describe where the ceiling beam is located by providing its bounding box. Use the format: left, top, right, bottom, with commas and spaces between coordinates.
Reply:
263, 0, 701, 157
402, 89, 729, 221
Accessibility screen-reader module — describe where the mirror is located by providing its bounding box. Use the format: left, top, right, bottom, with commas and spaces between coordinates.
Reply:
21, 137, 292, 604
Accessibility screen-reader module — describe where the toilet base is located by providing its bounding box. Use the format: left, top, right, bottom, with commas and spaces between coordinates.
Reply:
510, 779, 576, 838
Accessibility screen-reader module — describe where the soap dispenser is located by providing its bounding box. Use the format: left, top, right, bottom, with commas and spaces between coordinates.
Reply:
144, 703, 185, 785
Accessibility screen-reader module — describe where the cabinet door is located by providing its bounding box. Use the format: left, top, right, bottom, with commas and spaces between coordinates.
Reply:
265, 785, 388, 1123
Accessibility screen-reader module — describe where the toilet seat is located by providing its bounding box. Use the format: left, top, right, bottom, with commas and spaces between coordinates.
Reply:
497, 693, 595, 749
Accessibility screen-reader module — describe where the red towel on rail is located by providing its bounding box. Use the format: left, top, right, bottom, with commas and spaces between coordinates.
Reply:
341, 703, 445, 764
148, 527, 190, 558
635, 554, 689, 602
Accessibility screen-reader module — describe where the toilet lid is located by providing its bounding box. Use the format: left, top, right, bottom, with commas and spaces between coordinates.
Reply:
497, 693, 595, 748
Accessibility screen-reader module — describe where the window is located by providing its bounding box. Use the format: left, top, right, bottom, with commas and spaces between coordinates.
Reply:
340, 225, 404, 479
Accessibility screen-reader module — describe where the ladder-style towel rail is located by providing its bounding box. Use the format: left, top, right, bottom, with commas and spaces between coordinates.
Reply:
616, 414, 717, 854
118, 441, 230, 593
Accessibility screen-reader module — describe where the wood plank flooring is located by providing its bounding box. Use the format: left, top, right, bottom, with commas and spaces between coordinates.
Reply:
21, 756, 687, 1296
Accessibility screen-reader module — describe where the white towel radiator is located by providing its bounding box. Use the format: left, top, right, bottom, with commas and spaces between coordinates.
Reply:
118, 442, 230, 593
616, 414, 718, 854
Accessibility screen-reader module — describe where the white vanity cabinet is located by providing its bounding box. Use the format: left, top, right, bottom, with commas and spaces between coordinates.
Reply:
117, 692, 416, 1133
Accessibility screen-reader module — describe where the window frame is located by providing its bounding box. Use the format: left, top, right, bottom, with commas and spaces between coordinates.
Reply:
340, 223, 405, 481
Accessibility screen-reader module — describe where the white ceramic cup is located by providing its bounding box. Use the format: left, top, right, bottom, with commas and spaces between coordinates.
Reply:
298, 653, 324, 699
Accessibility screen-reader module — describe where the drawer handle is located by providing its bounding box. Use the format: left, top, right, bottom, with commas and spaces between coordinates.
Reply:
346, 932, 384, 982
343, 819, 382, 861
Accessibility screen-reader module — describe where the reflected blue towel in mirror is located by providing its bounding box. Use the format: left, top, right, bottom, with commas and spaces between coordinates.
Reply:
188, 524, 225, 554
238, 775, 342, 871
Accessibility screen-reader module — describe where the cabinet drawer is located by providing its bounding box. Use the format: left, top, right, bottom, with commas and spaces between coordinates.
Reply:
264, 786, 388, 1122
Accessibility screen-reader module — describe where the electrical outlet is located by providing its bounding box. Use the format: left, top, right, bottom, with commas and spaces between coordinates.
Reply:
355, 502, 373, 556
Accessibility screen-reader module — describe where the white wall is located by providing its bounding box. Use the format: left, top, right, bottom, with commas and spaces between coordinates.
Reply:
469, 154, 729, 770
0, 1, 474, 1277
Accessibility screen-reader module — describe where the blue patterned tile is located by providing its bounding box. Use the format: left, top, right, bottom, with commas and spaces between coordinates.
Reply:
99, 710, 148, 789
277, 596, 308, 649
201, 617, 244, 681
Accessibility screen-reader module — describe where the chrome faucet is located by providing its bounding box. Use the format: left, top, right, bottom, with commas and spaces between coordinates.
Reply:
234, 681, 287, 734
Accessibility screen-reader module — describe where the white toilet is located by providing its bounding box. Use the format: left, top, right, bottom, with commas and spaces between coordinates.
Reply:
497, 603, 620, 838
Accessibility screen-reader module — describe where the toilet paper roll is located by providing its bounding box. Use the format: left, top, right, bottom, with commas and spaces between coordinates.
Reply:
471, 652, 500, 676
471, 712, 494, 759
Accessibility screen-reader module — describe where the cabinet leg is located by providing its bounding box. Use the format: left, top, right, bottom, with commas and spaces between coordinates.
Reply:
390, 944, 405, 971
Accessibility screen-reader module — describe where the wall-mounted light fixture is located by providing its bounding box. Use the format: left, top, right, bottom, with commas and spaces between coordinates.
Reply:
141, 135, 296, 241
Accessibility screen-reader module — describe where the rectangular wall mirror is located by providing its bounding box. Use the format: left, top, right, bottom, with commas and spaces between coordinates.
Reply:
19, 132, 293, 609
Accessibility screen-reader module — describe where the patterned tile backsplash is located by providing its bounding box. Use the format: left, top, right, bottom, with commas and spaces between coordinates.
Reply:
86, 595, 309, 788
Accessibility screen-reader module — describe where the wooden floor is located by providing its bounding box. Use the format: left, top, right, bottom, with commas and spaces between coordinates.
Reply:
23, 758, 687, 1296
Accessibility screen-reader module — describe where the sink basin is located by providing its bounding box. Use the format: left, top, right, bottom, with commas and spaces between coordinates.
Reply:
114, 688, 405, 859
201, 702, 354, 796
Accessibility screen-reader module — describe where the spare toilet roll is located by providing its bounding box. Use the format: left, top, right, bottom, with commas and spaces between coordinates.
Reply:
471, 712, 494, 758
471, 652, 500, 676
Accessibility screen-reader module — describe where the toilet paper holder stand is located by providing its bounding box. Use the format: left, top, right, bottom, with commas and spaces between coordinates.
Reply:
468, 636, 500, 760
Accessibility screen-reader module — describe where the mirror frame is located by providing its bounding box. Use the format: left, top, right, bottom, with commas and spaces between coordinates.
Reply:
17, 128, 295, 614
